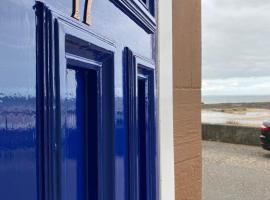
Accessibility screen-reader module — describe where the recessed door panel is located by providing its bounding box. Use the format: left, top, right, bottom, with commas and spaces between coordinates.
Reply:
58, 34, 114, 200
137, 72, 155, 200
138, 77, 149, 200
125, 48, 158, 200
62, 68, 86, 200
62, 67, 99, 200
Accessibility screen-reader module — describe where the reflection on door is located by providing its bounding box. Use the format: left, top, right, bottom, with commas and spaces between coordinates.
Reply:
62, 67, 98, 200
35, 1, 157, 199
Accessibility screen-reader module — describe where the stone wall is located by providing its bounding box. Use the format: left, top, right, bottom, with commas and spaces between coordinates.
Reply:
202, 124, 261, 146
173, 0, 202, 199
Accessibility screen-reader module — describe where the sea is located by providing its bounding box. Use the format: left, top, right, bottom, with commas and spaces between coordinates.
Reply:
202, 95, 270, 104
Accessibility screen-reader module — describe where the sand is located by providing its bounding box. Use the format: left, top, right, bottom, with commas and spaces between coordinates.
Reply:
202, 102, 270, 127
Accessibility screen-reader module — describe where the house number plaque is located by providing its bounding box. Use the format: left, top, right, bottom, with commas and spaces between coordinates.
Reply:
72, 0, 93, 25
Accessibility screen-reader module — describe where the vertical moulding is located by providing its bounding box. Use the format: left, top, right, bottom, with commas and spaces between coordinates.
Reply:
157, 0, 175, 199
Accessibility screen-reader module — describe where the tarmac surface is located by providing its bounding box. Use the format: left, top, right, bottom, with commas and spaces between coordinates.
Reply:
203, 141, 270, 200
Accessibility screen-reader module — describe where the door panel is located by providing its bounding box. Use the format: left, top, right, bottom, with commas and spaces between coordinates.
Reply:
138, 77, 148, 200
60, 38, 114, 200
35, 1, 157, 199
136, 68, 157, 200
63, 68, 87, 200
62, 67, 98, 200
125, 48, 158, 200
36, 4, 115, 199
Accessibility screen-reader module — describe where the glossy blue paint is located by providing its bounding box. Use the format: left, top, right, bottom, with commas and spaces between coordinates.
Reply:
0, 1, 37, 200
110, 0, 156, 33
63, 68, 88, 200
0, 0, 158, 199
125, 48, 158, 200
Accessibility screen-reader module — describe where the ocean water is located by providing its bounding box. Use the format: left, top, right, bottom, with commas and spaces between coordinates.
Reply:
202, 95, 270, 104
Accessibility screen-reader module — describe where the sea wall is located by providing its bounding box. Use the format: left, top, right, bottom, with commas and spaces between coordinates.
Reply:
202, 123, 261, 146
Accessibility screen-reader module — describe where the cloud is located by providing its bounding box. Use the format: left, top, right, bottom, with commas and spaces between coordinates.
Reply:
202, 0, 270, 80
202, 76, 270, 96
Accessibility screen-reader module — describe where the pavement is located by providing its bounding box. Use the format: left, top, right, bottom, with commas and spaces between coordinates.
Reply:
203, 141, 270, 200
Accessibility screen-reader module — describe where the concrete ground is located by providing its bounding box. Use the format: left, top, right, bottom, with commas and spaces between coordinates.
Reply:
203, 141, 270, 200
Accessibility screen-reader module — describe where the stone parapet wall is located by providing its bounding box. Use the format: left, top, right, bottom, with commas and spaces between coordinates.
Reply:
202, 123, 260, 146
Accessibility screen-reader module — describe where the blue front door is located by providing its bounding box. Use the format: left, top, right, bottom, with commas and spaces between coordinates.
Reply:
0, 0, 158, 199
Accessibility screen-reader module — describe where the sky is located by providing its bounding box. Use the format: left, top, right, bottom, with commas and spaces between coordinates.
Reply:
202, 0, 270, 96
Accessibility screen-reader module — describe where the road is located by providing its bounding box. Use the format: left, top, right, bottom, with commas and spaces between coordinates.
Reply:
203, 141, 270, 200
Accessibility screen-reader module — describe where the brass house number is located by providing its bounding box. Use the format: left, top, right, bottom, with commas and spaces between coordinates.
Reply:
72, 0, 93, 25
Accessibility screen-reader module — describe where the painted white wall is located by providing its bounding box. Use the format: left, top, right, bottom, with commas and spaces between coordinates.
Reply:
157, 0, 175, 200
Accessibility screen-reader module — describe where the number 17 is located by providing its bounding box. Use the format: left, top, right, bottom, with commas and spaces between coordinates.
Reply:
72, 0, 93, 25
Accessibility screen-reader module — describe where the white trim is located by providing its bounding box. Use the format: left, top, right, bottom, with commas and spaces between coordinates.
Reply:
157, 0, 175, 200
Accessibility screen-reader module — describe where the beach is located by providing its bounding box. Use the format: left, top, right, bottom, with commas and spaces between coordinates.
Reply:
202, 102, 270, 127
